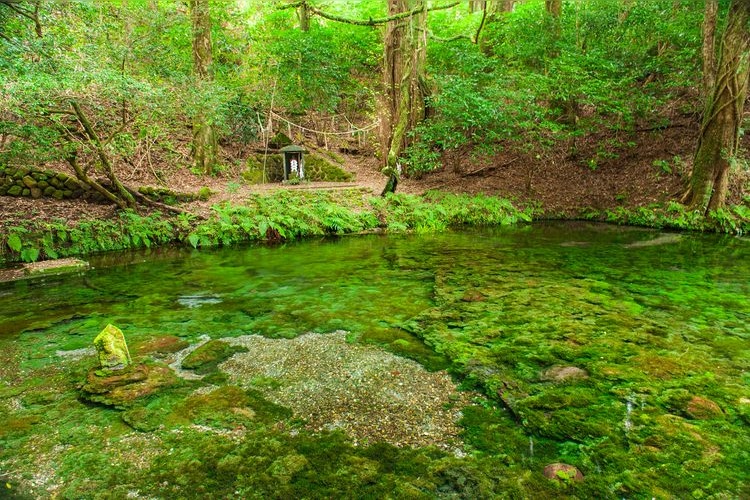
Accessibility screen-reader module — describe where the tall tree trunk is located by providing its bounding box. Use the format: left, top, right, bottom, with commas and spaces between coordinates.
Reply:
545, 0, 561, 18
381, 0, 428, 195
686, 0, 750, 212
702, 0, 719, 100
469, 0, 486, 13
189, 0, 219, 174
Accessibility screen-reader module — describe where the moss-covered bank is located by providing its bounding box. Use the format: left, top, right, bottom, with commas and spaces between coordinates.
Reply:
0, 190, 531, 266
1, 189, 749, 268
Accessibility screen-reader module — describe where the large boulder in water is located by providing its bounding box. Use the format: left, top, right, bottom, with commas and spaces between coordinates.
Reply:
93, 324, 131, 370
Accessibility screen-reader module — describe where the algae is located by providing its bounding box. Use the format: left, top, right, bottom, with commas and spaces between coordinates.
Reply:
0, 223, 748, 498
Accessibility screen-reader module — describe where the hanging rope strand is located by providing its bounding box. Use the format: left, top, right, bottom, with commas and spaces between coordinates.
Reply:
269, 111, 380, 137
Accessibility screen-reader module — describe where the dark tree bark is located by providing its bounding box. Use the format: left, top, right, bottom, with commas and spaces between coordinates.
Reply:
686, 0, 750, 212
189, 0, 219, 174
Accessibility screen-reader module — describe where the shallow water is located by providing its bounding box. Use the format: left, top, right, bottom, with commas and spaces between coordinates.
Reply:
1, 221, 748, 497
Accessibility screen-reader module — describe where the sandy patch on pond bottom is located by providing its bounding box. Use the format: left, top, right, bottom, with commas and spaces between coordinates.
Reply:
220, 332, 476, 450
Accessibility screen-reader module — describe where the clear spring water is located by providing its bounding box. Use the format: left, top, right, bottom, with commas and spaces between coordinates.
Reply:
1, 221, 748, 497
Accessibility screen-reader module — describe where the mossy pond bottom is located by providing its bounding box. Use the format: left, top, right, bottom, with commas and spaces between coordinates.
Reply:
0, 222, 748, 498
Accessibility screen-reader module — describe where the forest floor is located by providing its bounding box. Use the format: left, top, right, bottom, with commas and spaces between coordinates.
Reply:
1, 111, 748, 230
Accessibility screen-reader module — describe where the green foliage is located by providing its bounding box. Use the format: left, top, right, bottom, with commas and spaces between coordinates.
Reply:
585, 201, 750, 235
414, 0, 706, 167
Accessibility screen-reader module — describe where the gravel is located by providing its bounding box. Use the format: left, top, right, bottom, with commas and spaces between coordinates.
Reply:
220, 331, 476, 450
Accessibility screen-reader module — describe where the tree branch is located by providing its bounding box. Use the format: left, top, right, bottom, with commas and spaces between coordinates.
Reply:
279, 1, 459, 27
1, 0, 42, 37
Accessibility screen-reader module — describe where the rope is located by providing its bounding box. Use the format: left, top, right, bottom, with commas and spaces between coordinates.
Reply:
269, 111, 380, 137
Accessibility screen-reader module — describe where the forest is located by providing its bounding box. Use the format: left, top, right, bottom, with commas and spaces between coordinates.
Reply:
0, 0, 749, 499
0, 0, 748, 227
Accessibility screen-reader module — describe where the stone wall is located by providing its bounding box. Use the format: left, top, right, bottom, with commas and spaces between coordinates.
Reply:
0, 166, 105, 201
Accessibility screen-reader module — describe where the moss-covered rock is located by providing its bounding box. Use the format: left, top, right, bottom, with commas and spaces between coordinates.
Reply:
181, 339, 247, 375
685, 396, 723, 420
303, 153, 353, 182
22, 257, 89, 278
268, 132, 293, 149
133, 335, 190, 357
243, 154, 283, 184
80, 362, 179, 408
543, 463, 584, 483
93, 324, 132, 370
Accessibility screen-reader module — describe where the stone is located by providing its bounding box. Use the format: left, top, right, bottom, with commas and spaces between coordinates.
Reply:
21, 188, 30, 197
7, 185, 22, 196
133, 335, 190, 356
541, 365, 589, 382
461, 290, 486, 302
182, 339, 246, 374
43, 186, 55, 196
37, 180, 49, 189
52, 189, 64, 200
93, 324, 132, 371
80, 362, 178, 409
543, 463, 584, 483
686, 396, 723, 420
23, 257, 89, 277
56, 172, 68, 181
22, 176, 37, 188
64, 177, 79, 190
30, 188, 42, 199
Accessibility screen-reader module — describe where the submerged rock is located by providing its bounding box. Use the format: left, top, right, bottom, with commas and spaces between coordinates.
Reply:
543, 463, 583, 482
133, 336, 190, 357
93, 324, 132, 370
181, 339, 247, 375
80, 362, 178, 408
540, 365, 589, 382
686, 396, 723, 420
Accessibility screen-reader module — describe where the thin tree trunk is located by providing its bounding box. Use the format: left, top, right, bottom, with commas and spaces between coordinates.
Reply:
702, 0, 719, 100
298, 2, 310, 31
545, 0, 561, 18
189, 0, 219, 174
469, 0, 486, 13
381, 0, 428, 195
686, 0, 750, 212
70, 101, 137, 209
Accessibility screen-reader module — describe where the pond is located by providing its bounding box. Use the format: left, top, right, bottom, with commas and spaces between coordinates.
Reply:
0, 222, 748, 498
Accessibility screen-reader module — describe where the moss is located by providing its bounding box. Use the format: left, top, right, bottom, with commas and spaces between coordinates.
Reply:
181, 339, 248, 375
79, 362, 180, 409
243, 154, 283, 183
132, 335, 190, 357
304, 153, 353, 182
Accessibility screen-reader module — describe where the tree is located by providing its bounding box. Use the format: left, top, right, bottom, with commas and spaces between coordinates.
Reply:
685, 0, 750, 212
189, 0, 219, 174
545, 0, 561, 18
278, 0, 459, 195
381, 0, 428, 195
702, 0, 718, 99
0, 0, 42, 39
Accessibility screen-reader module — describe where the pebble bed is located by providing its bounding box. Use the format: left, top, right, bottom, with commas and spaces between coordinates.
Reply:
220, 332, 476, 450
